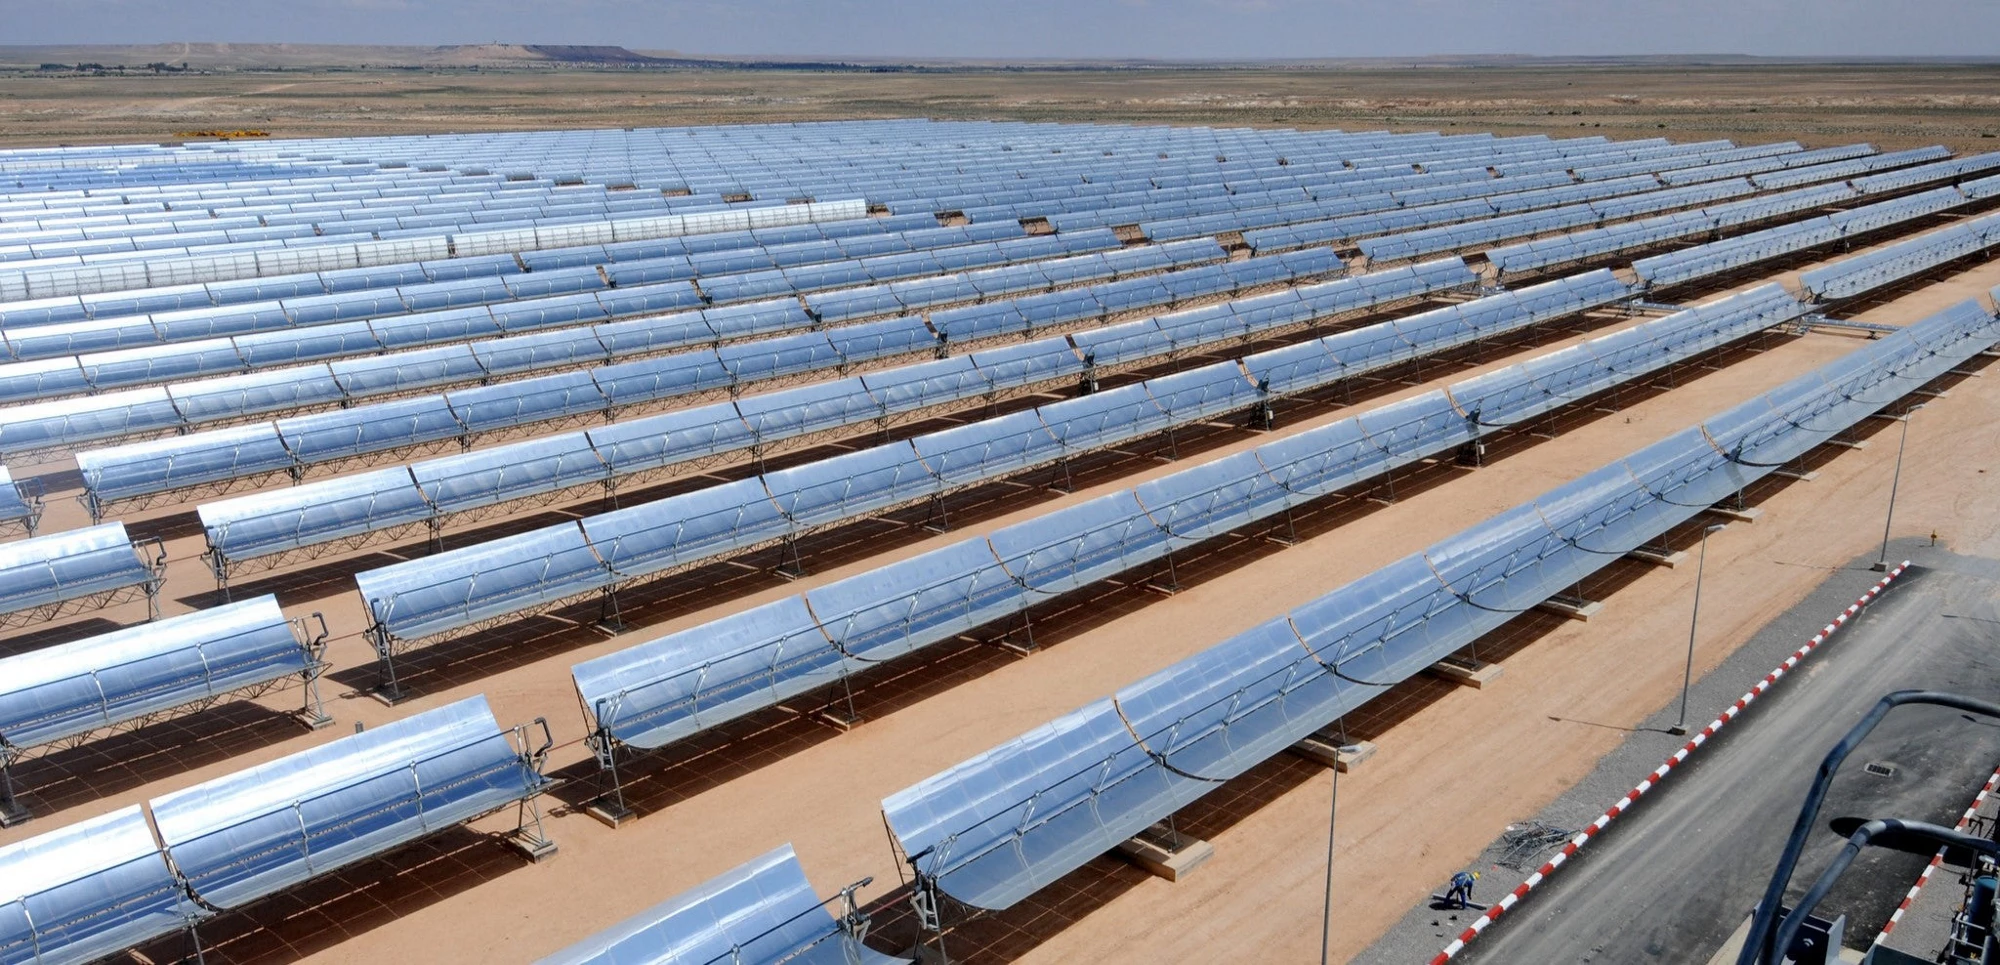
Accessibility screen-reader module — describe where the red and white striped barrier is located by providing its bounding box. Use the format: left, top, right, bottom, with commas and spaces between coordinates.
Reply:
1875, 764, 2000, 942
1430, 561, 1911, 965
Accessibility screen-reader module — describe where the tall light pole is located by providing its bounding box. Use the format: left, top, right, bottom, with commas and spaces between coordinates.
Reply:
1871, 403, 1925, 572
1669, 523, 1728, 736
1319, 762, 1339, 965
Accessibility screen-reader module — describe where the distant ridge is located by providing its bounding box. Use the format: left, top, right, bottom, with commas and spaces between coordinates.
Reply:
1, 43, 1994, 71
0, 43, 866, 71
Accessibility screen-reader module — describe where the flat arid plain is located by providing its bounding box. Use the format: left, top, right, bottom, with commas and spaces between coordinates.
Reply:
3, 54, 2000, 965
0, 55, 1996, 151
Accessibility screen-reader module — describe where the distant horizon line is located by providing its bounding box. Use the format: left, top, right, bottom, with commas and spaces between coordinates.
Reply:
3, 43, 1998, 66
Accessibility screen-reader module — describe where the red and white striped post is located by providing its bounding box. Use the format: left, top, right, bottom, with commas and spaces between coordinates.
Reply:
1430, 562, 1910, 965
1874, 764, 2000, 942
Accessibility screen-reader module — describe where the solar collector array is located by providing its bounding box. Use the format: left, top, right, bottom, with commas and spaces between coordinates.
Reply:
880, 295, 2000, 911
0, 695, 553, 965
4, 122, 1996, 965
356, 268, 1619, 667
15, 232, 1164, 470
77, 240, 1318, 511
568, 283, 1808, 789
197, 249, 1371, 575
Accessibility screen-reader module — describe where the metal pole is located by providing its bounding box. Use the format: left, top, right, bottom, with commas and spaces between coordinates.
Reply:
1320, 762, 1339, 965
1670, 524, 1726, 736
1871, 404, 1923, 572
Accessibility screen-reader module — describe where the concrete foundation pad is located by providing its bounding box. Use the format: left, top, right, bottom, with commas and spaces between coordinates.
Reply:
1826, 439, 1870, 450
1625, 548, 1689, 568
1704, 505, 1764, 523
508, 835, 559, 863
1948, 368, 1984, 377
1771, 469, 1820, 482
1115, 823, 1215, 882
583, 799, 635, 829
818, 708, 862, 730
1291, 735, 1378, 772
1536, 597, 1605, 622
1428, 655, 1507, 687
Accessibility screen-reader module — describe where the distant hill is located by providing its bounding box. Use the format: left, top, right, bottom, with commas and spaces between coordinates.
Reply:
0, 43, 812, 71
1, 44, 1994, 72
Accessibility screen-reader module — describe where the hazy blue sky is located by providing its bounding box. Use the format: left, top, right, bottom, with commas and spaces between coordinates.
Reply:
9, 0, 2000, 60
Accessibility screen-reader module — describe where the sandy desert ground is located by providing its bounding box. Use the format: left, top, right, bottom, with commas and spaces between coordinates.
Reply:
0, 63, 1997, 152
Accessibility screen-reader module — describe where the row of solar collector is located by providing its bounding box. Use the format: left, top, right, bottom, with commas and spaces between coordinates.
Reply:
489, 130, 1741, 206
1488, 177, 1886, 279
565, 280, 1813, 803
0, 196, 869, 302
0, 184, 798, 261
0, 155, 1501, 331
196, 255, 1458, 578
0, 467, 39, 537
1279, 151, 2000, 269
64, 157, 1986, 508
0, 214, 1029, 345
0, 132, 1755, 331
0, 127, 1491, 229
0, 188, 810, 270
350, 268, 1625, 656
0, 166, 1248, 265
0, 121, 1449, 195
0, 156, 340, 194
42, 149, 1995, 495
0, 169, 827, 236
0, 222, 1125, 365
1633, 178, 2000, 289
1323, 146, 1962, 265
85, 248, 1343, 520
0, 595, 328, 822
0, 694, 555, 965
0, 128, 1567, 260
1244, 165, 1824, 260
0, 162, 666, 214
532, 842, 903, 965
962, 139, 1777, 232
995, 139, 1840, 232
1487, 182, 1864, 277
0, 128, 1787, 297
217, 125, 1600, 207
900, 134, 1771, 222
1353, 177, 1762, 263
78, 154, 2000, 568
0, 210, 949, 328
7, 123, 1759, 210
0, 155, 1734, 409
881, 296, 2000, 914
1108, 169, 1668, 244
206, 125, 1468, 193
1799, 208, 2000, 301
0, 227, 1144, 415
0, 521, 164, 627
0, 143, 1851, 376
8, 234, 1217, 471
0, 168, 1536, 361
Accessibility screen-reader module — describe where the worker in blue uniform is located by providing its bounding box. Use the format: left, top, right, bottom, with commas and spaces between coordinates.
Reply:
1446, 870, 1481, 909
